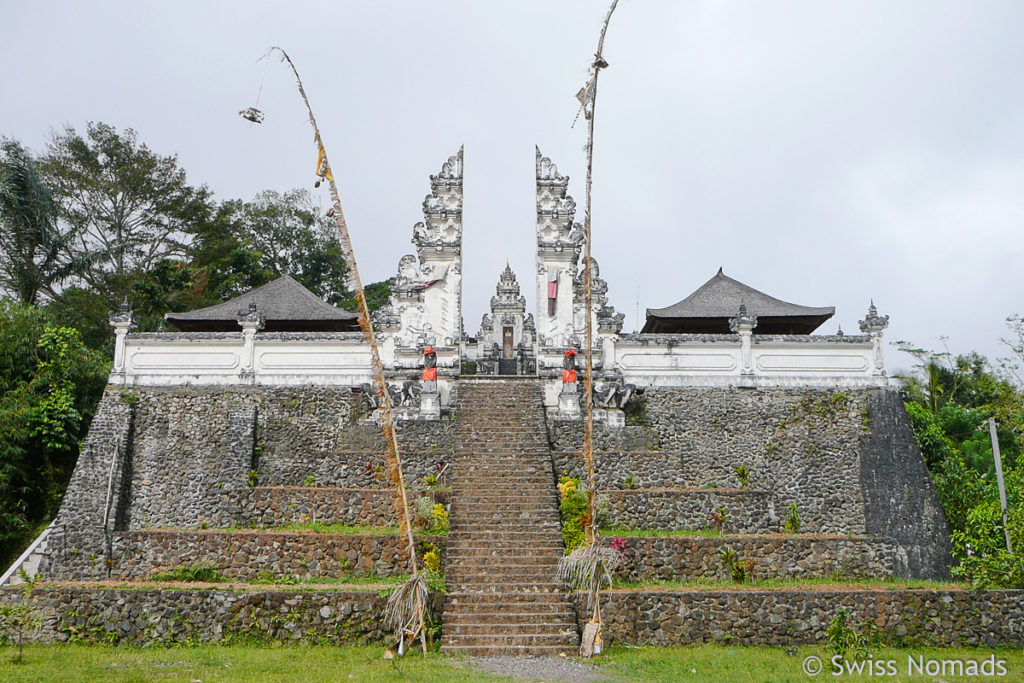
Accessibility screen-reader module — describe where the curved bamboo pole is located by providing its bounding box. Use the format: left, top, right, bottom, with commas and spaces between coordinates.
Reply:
261, 47, 426, 653
582, 0, 619, 547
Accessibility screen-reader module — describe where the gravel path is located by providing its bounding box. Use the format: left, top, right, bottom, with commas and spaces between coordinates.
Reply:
468, 656, 605, 682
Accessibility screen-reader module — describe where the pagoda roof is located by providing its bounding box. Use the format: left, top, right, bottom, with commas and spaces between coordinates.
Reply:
165, 275, 360, 332
642, 268, 834, 335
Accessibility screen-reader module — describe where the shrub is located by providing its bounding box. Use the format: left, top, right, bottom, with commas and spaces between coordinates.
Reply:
826, 609, 869, 659
708, 507, 727, 534
720, 546, 752, 583
150, 564, 227, 583
422, 546, 441, 573
783, 502, 802, 533
734, 464, 750, 489
623, 474, 638, 490
558, 475, 590, 552
413, 496, 449, 534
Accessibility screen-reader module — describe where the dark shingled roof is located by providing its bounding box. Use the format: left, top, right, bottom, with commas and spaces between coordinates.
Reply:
642, 268, 834, 335
165, 275, 360, 332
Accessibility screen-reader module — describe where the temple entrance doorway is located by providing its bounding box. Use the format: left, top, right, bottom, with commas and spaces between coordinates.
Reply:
502, 327, 514, 359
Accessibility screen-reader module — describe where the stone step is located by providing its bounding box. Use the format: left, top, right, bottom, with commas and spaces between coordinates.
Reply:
452, 494, 558, 503
450, 476, 553, 486
440, 644, 578, 657
445, 554, 563, 566
445, 591, 572, 606
444, 611, 577, 625
449, 517, 561, 528
447, 569, 560, 583
441, 633, 579, 648
448, 528, 561, 536
448, 582, 568, 594
446, 554, 561, 567
444, 622, 577, 637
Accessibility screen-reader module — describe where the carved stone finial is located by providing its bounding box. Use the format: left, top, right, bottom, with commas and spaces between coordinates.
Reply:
728, 301, 757, 333
858, 300, 889, 334
237, 300, 265, 331
109, 298, 136, 329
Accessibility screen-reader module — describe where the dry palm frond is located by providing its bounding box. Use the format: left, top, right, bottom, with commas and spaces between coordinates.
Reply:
383, 573, 429, 640
557, 543, 622, 609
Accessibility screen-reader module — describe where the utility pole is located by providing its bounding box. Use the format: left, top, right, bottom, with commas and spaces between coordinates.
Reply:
988, 417, 1013, 554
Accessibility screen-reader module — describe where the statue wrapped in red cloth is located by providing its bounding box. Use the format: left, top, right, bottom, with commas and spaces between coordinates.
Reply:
562, 348, 577, 385
422, 346, 438, 382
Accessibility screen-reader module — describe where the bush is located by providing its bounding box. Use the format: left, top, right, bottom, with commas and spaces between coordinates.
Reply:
826, 609, 869, 659
720, 546, 753, 583
558, 475, 589, 552
783, 502, 802, 533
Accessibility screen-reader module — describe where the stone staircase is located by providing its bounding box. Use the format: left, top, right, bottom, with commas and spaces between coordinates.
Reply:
442, 378, 579, 656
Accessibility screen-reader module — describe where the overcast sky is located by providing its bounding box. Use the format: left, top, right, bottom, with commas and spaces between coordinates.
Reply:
3, 1, 1023, 371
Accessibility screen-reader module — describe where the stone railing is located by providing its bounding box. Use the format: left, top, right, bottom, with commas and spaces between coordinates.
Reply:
108, 332, 459, 390
608, 334, 887, 388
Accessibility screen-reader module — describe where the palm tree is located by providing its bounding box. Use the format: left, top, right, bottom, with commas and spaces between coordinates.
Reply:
0, 140, 82, 304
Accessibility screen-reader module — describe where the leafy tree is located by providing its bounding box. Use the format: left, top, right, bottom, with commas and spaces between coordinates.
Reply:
39, 122, 214, 304
0, 140, 83, 304
898, 338, 1024, 587
0, 300, 108, 568
200, 190, 348, 304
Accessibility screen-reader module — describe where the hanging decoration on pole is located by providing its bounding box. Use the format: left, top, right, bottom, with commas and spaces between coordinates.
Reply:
239, 47, 428, 656
556, 0, 622, 659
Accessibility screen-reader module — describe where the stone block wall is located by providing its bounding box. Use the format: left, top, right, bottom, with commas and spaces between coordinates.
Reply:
549, 388, 952, 566
860, 390, 953, 580
0, 587, 443, 645
600, 535, 897, 583
579, 589, 1024, 647
245, 487, 450, 527
87, 530, 445, 581
601, 489, 777, 534
126, 390, 255, 529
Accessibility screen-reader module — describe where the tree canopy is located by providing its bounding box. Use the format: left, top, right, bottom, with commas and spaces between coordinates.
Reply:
895, 335, 1024, 588
0, 122, 392, 565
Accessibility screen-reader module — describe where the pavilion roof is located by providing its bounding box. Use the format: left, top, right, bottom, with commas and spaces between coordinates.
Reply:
642, 268, 834, 334
165, 275, 360, 332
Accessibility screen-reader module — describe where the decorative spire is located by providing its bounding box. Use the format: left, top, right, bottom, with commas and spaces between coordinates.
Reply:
237, 300, 265, 331
536, 147, 582, 251
415, 147, 464, 251
729, 300, 758, 333
858, 300, 889, 334
491, 264, 526, 312
109, 298, 136, 328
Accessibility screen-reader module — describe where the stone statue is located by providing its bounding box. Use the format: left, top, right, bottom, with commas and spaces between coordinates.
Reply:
594, 380, 638, 409
387, 381, 422, 407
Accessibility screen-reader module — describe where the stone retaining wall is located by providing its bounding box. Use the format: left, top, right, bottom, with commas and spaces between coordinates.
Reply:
601, 489, 777, 534
579, 589, 1024, 647
552, 450, 686, 489
49, 531, 446, 582
600, 535, 898, 582
0, 587, 442, 645
246, 487, 450, 527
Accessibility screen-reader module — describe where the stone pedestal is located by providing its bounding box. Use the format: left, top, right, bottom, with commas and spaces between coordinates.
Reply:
557, 384, 581, 420
419, 380, 440, 420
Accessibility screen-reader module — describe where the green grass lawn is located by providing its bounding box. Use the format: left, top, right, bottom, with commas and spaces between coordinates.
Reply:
3, 643, 1023, 682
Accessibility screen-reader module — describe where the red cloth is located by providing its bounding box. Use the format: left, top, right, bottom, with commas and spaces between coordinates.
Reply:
422, 367, 437, 382
562, 369, 577, 384
547, 280, 558, 299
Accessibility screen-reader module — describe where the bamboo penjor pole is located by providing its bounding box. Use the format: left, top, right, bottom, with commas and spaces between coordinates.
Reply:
581, 0, 619, 547
259, 47, 426, 653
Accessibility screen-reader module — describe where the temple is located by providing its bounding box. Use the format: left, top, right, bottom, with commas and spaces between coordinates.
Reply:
2, 145, 972, 657
96, 145, 891, 410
